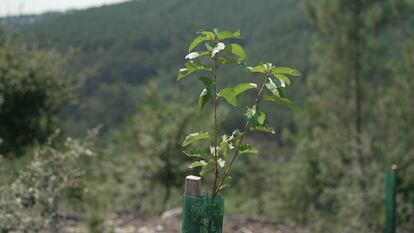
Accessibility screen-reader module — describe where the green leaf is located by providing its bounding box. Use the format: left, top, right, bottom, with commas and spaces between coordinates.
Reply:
220, 134, 232, 157
225, 43, 247, 61
244, 105, 266, 127
199, 31, 215, 39
233, 83, 257, 95
246, 64, 266, 73
239, 144, 259, 154
265, 78, 280, 97
189, 160, 208, 168
199, 88, 212, 109
205, 41, 215, 52
177, 68, 192, 80
262, 95, 292, 107
177, 61, 212, 80
184, 150, 209, 159
198, 76, 214, 87
217, 29, 241, 40
212, 42, 225, 57
234, 29, 241, 37
272, 67, 301, 76
218, 88, 238, 106
189, 36, 210, 52
217, 55, 239, 65
250, 125, 275, 134
218, 158, 226, 168
200, 164, 213, 176
217, 83, 256, 107
182, 132, 210, 147
273, 73, 291, 86
258, 111, 266, 125
198, 76, 214, 109
187, 60, 212, 71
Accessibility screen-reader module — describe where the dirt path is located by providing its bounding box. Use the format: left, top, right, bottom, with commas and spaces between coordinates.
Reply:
63, 211, 308, 233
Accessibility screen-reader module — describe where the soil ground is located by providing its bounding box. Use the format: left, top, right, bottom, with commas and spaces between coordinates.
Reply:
63, 211, 308, 233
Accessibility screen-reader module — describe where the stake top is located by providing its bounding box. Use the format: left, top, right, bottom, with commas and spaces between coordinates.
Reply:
185, 175, 201, 197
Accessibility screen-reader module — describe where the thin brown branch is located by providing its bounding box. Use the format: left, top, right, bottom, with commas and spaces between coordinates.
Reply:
213, 74, 268, 195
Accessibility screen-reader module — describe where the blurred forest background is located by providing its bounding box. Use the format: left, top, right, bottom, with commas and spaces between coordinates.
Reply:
0, 0, 414, 232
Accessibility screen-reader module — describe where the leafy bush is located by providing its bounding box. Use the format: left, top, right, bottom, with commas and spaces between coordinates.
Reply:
0, 28, 77, 157
0, 129, 97, 232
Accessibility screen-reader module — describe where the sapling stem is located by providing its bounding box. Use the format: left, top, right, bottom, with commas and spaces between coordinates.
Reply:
212, 56, 219, 194
213, 74, 269, 196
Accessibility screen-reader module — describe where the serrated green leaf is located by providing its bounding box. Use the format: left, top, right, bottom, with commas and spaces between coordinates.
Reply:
197, 76, 214, 109
189, 36, 210, 52
182, 132, 210, 147
250, 125, 275, 134
262, 95, 292, 107
239, 144, 259, 154
220, 134, 234, 157
273, 73, 290, 86
246, 64, 266, 73
177, 61, 212, 80
187, 60, 212, 71
271, 77, 286, 88
272, 67, 301, 76
233, 83, 257, 95
217, 30, 241, 40
218, 88, 238, 106
234, 29, 241, 37
225, 43, 247, 61
198, 76, 214, 87
177, 68, 192, 80
205, 41, 215, 52
199, 88, 212, 109
189, 160, 208, 168
258, 111, 266, 125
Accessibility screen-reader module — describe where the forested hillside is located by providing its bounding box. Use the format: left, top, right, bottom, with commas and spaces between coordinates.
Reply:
13, 0, 311, 135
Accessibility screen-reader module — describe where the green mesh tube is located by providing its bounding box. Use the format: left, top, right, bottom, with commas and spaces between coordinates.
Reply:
182, 193, 224, 233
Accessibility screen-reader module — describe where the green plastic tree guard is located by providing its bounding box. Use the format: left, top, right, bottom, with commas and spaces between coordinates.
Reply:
182, 193, 225, 233
385, 164, 397, 233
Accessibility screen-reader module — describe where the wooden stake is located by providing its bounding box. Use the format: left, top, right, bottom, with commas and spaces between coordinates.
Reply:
185, 175, 201, 197
183, 176, 202, 233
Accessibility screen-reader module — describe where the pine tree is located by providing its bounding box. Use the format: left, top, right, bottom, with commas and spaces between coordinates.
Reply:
281, 0, 409, 232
